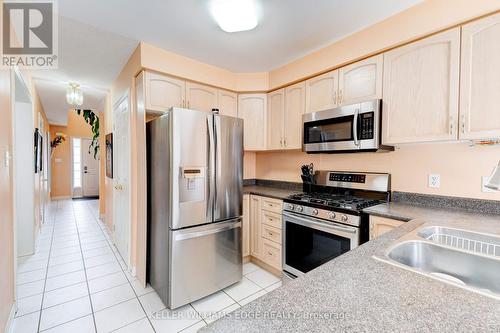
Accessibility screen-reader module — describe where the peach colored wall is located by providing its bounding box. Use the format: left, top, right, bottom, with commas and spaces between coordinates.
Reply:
0, 67, 15, 332
256, 143, 500, 201
50, 111, 94, 198
244, 152, 256, 179
269, 0, 500, 89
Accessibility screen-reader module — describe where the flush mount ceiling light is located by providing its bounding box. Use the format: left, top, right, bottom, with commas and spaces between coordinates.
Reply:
211, 0, 258, 33
66, 82, 83, 106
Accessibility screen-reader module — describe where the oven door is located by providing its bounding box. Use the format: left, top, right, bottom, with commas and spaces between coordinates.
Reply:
283, 212, 359, 277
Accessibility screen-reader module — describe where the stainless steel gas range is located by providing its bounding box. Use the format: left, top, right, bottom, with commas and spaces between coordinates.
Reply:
282, 171, 390, 278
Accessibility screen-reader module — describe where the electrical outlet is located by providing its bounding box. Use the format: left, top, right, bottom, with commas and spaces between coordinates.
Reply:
428, 174, 440, 188
482, 176, 496, 193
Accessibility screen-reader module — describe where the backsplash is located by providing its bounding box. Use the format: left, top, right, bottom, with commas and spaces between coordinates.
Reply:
252, 142, 500, 201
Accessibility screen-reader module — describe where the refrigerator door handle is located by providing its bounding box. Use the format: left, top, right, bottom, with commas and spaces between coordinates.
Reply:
174, 221, 242, 241
207, 115, 216, 221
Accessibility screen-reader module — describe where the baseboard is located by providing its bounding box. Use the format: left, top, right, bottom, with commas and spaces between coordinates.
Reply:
51, 196, 71, 201
99, 214, 105, 222
5, 303, 16, 333
130, 266, 137, 278
243, 256, 251, 264
250, 256, 283, 278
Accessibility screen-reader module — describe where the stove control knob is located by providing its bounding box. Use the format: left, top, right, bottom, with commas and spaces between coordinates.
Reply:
311, 209, 318, 216
296, 206, 303, 212
341, 214, 348, 222
287, 204, 295, 211
328, 212, 336, 220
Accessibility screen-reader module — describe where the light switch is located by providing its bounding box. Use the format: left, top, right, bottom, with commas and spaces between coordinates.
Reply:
55, 158, 63, 163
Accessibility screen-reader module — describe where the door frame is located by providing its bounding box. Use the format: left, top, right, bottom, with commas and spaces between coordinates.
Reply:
112, 91, 132, 268
70, 135, 98, 198
11, 66, 35, 308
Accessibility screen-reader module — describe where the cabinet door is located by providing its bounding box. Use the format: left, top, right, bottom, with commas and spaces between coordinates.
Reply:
267, 89, 285, 150
338, 54, 383, 106
242, 194, 250, 257
305, 70, 339, 114
145, 72, 185, 112
460, 13, 500, 140
249, 195, 262, 259
369, 216, 404, 240
238, 94, 267, 151
382, 28, 460, 144
185, 82, 218, 112
284, 82, 305, 149
217, 89, 238, 118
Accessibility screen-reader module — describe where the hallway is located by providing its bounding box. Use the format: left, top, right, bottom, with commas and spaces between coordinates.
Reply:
11, 200, 282, 333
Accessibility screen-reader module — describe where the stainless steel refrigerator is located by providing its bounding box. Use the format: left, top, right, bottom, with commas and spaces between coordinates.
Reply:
147, 107, 243, 309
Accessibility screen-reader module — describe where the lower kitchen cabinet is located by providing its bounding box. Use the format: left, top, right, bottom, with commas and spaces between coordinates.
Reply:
242, 194, 250, 257
244, 194, 283, 272
369, 215, 405, 240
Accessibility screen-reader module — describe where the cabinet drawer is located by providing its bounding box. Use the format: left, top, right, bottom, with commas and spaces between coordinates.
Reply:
261, 211, 282, 229
261, 224, 281, 244
261, 197, 283, 214
261, 239, 282, 270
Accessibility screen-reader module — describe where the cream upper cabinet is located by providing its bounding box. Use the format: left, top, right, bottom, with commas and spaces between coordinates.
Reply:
338, 55, 383, 106
284, 82, 305, 149
185, 82, 218, 112
267, 89, 285, 150
217, 89, 238, 118
460, 13, 500, 140
144, 71, 185, 112
305, 70, 339, 114
238, 94, 267, 151
382, 28, 460, 144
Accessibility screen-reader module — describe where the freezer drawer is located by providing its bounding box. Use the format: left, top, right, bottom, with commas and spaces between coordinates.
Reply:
169, 219, 242, 309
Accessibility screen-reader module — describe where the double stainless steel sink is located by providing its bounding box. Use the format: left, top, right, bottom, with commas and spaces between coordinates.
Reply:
375, 221, 500, 299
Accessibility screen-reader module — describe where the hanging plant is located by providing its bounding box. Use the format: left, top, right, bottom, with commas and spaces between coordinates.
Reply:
76, 109, 100, 159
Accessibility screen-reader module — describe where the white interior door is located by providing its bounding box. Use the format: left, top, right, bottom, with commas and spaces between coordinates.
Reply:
13, 93, 35, 256
113, 95, 131, 264
82, 138, 99, 197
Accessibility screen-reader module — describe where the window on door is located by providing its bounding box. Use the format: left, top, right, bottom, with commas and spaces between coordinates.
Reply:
72, 138, 82, 197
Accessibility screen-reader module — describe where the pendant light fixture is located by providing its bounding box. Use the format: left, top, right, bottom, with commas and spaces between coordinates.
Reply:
66, 82, 83, 106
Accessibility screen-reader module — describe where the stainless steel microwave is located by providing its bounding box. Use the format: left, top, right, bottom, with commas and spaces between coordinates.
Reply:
302, 99, 393, 153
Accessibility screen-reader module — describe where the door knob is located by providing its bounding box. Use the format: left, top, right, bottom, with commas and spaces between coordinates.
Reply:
114, 184, 123, 190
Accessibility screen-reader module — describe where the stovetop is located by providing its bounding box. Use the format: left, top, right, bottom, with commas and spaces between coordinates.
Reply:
285, 192, 383, 212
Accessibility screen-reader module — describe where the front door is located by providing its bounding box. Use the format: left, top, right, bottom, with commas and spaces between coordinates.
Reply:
82, 138, 99, 197
113, 94, 131, 264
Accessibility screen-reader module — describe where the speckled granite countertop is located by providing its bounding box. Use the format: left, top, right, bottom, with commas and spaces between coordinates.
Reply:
362, 202, 462, 221
202, 208, 500, 332
243, 185, 300, 200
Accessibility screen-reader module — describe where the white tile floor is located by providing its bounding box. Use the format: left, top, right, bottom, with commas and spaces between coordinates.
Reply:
12, 199, 282, 333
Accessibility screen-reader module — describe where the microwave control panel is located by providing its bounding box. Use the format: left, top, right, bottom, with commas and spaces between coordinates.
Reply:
360, 112, 374, 140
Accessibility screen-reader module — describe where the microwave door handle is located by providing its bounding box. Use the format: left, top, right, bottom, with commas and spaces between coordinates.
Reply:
353, 108, 360, 146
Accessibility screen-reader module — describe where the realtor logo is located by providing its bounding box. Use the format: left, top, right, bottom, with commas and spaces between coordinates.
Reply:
2, 0, 58, 68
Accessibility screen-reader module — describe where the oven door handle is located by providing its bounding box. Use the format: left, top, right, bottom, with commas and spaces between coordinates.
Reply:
283, 212, 358, 236
353, 108, 360, 146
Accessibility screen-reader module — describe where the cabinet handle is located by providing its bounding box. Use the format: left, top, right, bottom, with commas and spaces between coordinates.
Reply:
284, 138, 287, 147
449, 116, 454, 135
267, 251, 273, 256
461, 115, 466, 134
182, 99, 185, 108
339, 89, 343, 105
333, 91, 337, 105
280, 139, 283, 147
187, 100, 190, 108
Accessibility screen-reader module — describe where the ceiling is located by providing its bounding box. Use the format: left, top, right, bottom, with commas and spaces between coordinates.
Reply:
34, 0, 423, 125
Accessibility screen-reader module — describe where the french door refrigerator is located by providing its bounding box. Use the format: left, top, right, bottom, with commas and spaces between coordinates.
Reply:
147, 107, 243, 309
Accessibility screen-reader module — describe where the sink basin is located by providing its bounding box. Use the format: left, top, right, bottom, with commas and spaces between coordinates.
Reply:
418, 226, 500, 257
387, 241, 500, 296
